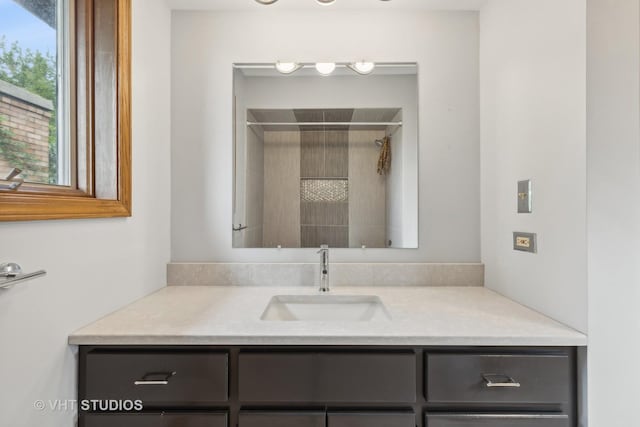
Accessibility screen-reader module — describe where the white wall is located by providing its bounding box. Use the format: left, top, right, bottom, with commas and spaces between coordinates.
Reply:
479, 0, 587, 332
0, 1, 172, 426
241, 74, 417, 112
232, 69, 266, 248
587, 0, 640, 425
171, 9, 480, 262
244, 119, 264, 247
232, 70, 247, 248
387, 110, 405, 248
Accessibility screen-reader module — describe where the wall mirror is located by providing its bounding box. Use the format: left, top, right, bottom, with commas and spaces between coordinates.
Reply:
233, 62, 418, 249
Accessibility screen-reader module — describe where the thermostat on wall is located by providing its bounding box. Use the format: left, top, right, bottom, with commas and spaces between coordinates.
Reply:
513, 232, 537, 253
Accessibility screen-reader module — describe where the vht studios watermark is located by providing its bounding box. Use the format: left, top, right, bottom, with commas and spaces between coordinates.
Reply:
34, 399, 143, 412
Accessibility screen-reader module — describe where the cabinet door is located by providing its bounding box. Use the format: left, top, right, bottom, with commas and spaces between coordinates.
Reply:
81, 412, 227, 427
239, 351, 416, 403
328, 411, 415, 427
425, 414, 569, 427
239, 411, 325, 427
426, 352, 570, 405
83, 350, 228, 405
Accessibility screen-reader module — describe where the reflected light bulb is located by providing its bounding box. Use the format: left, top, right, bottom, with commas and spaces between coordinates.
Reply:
349, 61, 376, 75
275, 62, 301, 74
315, 62, 336, 76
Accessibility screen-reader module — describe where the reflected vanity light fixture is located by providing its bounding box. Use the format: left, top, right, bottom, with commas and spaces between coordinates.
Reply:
270, 61, 378, 76
315, 62, 337, 76
275, 61, 302, 74
347, 61, 376, 75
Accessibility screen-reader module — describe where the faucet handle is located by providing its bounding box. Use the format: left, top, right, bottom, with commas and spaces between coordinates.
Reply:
1, 168, 24, 191
5, 168, 22, 181
317, 244, 329, 253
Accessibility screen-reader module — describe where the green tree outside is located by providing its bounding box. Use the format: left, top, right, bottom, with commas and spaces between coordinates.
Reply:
0, 36, 57, 183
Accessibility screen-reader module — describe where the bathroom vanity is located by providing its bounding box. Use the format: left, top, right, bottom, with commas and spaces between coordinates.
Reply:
78, 345, 575, 427
70, 286, 585, 427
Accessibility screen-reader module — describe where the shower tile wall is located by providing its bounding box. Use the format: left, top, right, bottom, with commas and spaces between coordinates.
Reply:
259, 108, 390, 248
263, 131, 301, 248
300, 130, 350, 178
300, 129, 349, 247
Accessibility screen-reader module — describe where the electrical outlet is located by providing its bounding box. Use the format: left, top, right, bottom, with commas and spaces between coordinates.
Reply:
513, 232, 537, 253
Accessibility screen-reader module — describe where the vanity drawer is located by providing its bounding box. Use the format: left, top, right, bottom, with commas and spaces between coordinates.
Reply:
425, 414, 569, 427
83, 350, 228, 405
81, 412, 227, 427
239, 411, 325, 427
328, 411, 415, 427
425, 352, 571, 405
238, 351, 416, 403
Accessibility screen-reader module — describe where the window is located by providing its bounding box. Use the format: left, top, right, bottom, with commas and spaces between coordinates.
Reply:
0, 0, 69, 186
0, 0, 131, 221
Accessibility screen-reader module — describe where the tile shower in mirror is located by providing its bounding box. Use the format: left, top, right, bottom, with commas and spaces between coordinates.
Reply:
233, 63, 418, 249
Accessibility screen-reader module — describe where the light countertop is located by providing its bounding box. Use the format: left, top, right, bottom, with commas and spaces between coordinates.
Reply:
69, 286, 587, 346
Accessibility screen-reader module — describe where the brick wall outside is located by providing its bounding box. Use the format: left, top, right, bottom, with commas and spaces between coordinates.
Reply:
0, 83, 53, 184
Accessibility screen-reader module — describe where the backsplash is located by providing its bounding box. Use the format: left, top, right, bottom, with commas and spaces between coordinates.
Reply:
167, 263, 484, 287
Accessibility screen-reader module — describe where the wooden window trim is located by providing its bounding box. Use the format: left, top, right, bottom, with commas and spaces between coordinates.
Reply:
0, 0, 131, 221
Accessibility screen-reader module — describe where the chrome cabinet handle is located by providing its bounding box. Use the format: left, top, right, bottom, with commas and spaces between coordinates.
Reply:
482, 373, 521, 388
134, 371, 176, 386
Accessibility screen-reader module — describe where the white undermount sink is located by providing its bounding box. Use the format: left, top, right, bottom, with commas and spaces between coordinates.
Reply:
260, 294, 391, 321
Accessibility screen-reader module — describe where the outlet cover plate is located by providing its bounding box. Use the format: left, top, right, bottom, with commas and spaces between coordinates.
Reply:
513, 232, 537, 253
518, 180, 532, 213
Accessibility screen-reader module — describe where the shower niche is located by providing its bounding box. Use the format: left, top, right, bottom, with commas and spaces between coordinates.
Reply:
233, 63, 418, 249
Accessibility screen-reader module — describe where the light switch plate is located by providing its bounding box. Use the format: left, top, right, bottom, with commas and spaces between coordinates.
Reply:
518, 180, 532, 213
513, 232, 537, 253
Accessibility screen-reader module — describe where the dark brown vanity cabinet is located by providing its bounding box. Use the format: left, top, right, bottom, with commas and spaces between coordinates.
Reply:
79, 348, 230, 427
425, 414, 570, 427
328, 411, 417, 427
239, 411, 326, 427
78, 346, 577, 427
426, 353, 571, 405
81, 412, 228, 427
238, 351, 416, 403
424, 349, 575, 427
83, 349, 229, 405
238, 411, 417, 427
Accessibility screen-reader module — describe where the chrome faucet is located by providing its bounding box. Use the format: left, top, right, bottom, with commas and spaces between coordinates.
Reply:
317, 244, 330, 292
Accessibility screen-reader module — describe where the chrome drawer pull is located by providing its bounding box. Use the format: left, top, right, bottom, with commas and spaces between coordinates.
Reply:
482, 373, 521, 388
134, 371, 176, 386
